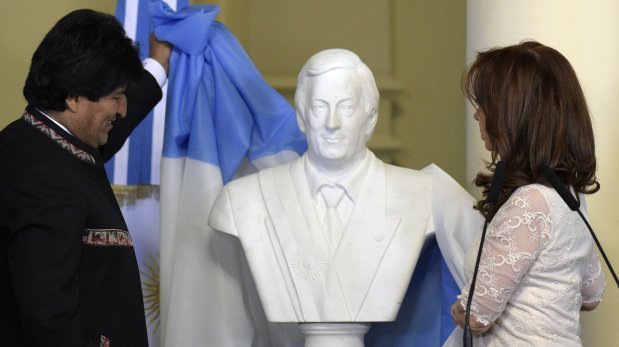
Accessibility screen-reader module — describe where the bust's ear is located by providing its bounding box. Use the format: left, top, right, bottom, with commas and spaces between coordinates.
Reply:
296, 110, 306, 134
366, 109, 378, 138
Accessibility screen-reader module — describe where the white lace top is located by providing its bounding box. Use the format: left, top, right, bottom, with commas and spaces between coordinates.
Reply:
459, 184, 605, 346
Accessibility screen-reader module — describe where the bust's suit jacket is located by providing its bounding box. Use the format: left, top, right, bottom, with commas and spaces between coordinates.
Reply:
209, 152, 434, 322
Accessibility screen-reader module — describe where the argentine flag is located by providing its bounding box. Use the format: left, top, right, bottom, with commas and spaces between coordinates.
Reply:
150, 2, 307, 346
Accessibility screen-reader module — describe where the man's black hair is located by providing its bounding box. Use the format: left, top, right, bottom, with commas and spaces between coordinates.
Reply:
23, 9, 143, 111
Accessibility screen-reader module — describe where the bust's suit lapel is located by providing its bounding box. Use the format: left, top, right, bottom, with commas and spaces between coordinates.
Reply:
333, 156, 401, 319
260, 159, 351, 321
288, 161, 331, 250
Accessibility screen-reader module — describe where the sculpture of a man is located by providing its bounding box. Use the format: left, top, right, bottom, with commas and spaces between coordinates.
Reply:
208, 49, 467, 323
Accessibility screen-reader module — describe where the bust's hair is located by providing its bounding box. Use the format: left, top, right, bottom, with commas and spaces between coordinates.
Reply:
464, 41, 599, 217
23, 9, 143, 111
295, 49, 379, 126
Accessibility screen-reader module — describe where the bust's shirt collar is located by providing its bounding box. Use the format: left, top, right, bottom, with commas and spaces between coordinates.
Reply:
304, 149, 371, 204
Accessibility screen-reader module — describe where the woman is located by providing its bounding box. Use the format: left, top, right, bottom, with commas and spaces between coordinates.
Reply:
450, 41, 606, 346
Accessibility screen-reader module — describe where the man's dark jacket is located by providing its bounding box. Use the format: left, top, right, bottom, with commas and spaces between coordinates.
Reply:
0, 71, 162, 346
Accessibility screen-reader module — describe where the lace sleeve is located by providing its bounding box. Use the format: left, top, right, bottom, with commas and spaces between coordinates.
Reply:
459, 186, 551, 326
581, 251, 605, 303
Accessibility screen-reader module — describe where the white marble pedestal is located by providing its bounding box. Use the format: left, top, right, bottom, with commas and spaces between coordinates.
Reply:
298, 322, 371, 347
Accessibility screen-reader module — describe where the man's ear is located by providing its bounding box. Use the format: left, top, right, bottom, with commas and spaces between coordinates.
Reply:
65, 95, 80, 113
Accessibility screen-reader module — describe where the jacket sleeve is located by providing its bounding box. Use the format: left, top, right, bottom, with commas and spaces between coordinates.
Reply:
99, 69, 163, 162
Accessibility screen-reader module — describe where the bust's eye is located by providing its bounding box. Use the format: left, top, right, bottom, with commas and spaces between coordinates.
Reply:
311, 103, 327, 116
340, 103, 355, 115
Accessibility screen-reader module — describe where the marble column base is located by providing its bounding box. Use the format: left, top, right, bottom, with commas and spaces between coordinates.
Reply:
298, 322, 371, 347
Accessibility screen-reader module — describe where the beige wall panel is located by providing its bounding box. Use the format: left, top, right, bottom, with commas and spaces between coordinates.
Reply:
246, 0, 391, 76
391, 0, 467, 181
0, 1, 115, 128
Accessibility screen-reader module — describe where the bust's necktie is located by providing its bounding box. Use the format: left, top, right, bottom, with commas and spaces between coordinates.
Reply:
320, 185, 345, 253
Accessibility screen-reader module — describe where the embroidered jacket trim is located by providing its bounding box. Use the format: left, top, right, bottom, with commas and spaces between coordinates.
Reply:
21, 111, 96, 165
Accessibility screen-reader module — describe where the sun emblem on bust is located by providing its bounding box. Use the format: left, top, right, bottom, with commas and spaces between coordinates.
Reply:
290, 245, 329, 280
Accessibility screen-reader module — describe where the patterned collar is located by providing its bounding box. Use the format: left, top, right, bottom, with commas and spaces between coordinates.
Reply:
21, 108, 97, 165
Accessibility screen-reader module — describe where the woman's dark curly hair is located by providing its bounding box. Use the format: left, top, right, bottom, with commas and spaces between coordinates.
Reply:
23, 9, 143, 111
463, 41, 599, 218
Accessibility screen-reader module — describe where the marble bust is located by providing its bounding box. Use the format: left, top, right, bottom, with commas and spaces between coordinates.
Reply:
208, 49, 436, 323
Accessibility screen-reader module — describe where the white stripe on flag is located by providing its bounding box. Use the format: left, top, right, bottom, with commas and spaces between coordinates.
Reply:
113, 0, 140, 185
165, 0, 178, 10
113, 141, 129, 186
150, 83, 167, 185
123, 0, 139, 40
150, 2, 176, 186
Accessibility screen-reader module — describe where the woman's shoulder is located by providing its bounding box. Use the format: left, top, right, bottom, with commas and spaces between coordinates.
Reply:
501, 183, 559, 216
511, 183, 551, 202
509, 183, 573, 218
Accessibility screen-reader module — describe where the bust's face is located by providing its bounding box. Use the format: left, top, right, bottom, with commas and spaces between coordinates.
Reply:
303, 69, 371, 170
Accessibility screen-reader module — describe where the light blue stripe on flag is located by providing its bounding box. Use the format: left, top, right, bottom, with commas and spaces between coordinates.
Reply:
115, 0, 127, 29
126, 0, 154, 184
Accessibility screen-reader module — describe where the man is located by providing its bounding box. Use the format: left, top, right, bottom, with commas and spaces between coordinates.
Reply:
0, 9, 170, 346
209, 49, 447, 324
